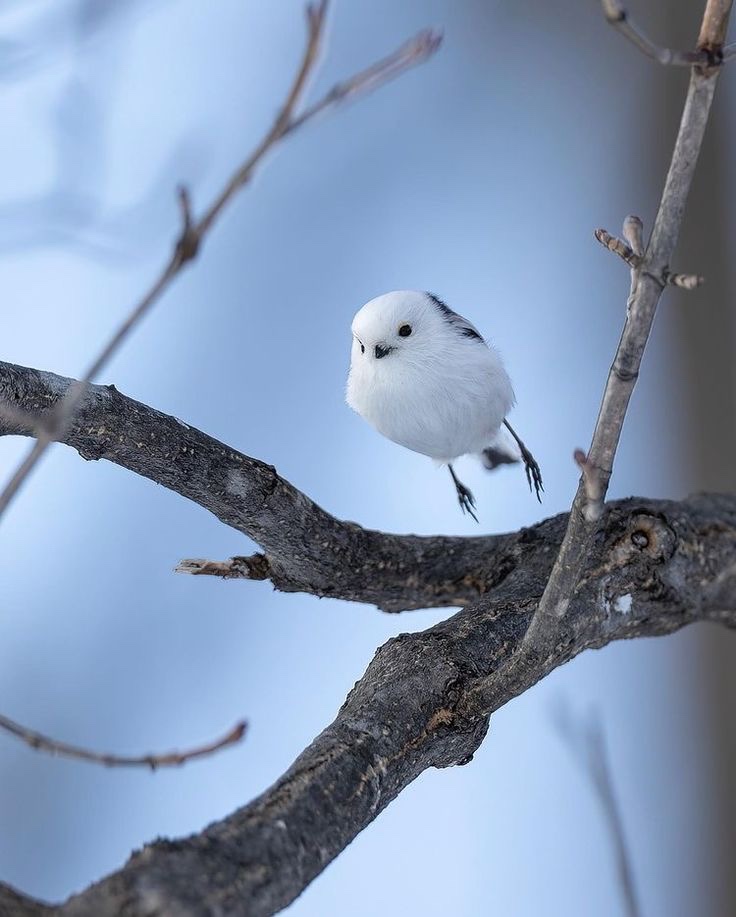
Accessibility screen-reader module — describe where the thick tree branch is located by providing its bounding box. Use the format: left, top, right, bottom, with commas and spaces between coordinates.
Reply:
3, 493, 734, 915
522, 1, 732, 653
0, 360, 533, 613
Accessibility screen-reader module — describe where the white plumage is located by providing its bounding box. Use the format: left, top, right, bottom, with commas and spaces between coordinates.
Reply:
346, 290, 541, 520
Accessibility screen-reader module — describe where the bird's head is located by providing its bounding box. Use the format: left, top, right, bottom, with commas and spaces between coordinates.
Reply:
350, 290, 446, 367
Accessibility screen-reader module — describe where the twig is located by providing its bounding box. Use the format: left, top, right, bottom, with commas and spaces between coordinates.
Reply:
700, 0, 735, 49
520, 0, 731, 653
573, 448, 604, 522
594, 228, 640, 270
176, 554, 271, 580
285, 29, 442, 134
595, 226, 704, 287
601, 0, 727, 67
663, 269, 705, 289
0, 711, 246, 770
554, 707, 641, 917
0, 1, 442, 522
622, 214, 644, 256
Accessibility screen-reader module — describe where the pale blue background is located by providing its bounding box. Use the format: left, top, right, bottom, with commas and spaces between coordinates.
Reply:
1, 2, 734, 915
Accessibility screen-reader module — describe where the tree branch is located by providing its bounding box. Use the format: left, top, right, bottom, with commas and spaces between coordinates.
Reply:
0, 360, 531, 613
3, 492, 735, 915
522, 0, 732, 654
0, 712, 246, 770
554, 709, 641, 917
601, 0, 735, 66
0, 2, 441, 523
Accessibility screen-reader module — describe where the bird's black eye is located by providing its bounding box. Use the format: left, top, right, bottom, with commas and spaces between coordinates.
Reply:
398, 323, 412, 337
359, 341, 365, 354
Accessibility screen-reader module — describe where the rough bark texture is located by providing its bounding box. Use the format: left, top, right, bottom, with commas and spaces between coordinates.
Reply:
1, 361, 736, 915
0, 360, 541, 612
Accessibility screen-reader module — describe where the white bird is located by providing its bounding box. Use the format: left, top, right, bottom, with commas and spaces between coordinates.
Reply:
346, 290, 542, 521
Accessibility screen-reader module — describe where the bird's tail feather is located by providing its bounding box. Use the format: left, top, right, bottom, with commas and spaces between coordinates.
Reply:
479, 427, 520, 470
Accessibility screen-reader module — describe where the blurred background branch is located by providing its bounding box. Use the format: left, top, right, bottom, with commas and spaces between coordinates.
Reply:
0, 1, 441, 522
0, 712, 246, 770
554, 705, 641, 917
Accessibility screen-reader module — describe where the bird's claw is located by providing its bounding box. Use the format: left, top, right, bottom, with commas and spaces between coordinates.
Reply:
455, 481, 479, 523
519, 444, 544, 503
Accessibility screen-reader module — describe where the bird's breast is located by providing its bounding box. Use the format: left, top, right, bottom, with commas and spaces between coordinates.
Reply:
347, 354, 511, 462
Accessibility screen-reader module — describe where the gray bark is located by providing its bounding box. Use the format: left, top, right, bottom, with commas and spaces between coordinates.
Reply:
1, 360, 735, 916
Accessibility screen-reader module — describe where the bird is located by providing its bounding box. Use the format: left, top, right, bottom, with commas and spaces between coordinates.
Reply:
346, 290, 542, 522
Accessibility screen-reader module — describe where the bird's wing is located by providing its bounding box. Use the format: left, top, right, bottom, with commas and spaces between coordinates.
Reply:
425, 292, 485, 343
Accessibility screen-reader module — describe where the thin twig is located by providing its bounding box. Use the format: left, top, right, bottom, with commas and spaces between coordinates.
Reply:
520, 0, 731, 653
622, 214, 644, 256
176, 554, 271, 580
285, 29, 442, 134
554, 707, 641, 917
595, 227, 705, 288
0, 711, 246, 770
573, 448, 604, 522
0, 2, 442, 522
595, 228, 641, 270
601, 0, 722, 67
699, 0, 735, 49
663, 269, 705, 289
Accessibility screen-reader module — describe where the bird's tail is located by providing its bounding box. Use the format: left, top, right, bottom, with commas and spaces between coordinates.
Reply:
480, 426, 521, 470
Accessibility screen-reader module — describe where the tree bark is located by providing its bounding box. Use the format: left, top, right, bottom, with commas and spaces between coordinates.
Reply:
1, 361, 735, 915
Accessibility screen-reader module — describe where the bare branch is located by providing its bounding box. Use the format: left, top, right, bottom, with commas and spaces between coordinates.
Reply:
663, 269, 705, 289
595, 227, 640, 269
554, 709, 641, 917
0, 712, 246, 770
601, 0, 724, 67
595, 228, 705, 288
573, 448, 604, 522
622, 214, 644, 256
698, 0, 734, 51
4, 493, 734, 915
176, 554, 272, 581
523, 0, 732, 653
0, 3, 441, 523
0, 360, 529, 613
286, 28, 442, 134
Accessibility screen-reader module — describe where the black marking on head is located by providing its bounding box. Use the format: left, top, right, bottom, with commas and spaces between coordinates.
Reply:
425, 292, 485, 343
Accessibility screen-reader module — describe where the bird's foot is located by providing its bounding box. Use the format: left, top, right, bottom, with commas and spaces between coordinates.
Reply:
519, 443, 544, 503
454, 480, 479, 523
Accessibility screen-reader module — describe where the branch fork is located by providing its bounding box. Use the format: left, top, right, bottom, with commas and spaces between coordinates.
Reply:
595, 221, 704, 290
601, 0, 735, 69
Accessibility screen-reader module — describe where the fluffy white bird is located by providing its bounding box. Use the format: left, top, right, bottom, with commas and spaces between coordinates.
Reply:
346, 290, 542, 521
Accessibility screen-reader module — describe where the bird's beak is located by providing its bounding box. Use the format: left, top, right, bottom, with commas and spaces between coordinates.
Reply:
374, 343, 393, 359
